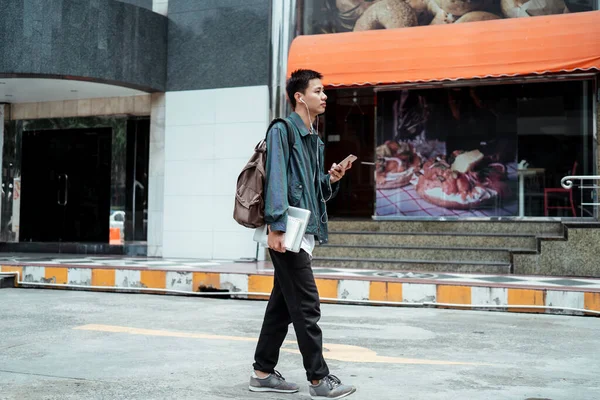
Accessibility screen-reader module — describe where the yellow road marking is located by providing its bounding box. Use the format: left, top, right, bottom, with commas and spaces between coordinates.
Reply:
74, 324, 483, 366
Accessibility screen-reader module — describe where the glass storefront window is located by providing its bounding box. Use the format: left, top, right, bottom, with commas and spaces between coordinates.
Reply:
299, 0, 598, 36
372, 79, 595, 219
124, 118, 150, 243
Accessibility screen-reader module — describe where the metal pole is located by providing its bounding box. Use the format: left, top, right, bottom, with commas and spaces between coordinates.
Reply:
594, 77, 599, 220
269, 0, 296, 120
0, 104, 4, 224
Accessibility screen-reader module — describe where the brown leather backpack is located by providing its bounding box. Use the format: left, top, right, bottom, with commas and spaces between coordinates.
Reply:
233, 118, 295, 228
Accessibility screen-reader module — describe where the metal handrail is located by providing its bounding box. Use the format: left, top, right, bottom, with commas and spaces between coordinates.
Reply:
560, 176, 600, 213
561, 175, 600, 190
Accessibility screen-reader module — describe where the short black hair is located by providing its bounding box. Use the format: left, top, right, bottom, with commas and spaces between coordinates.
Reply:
286, 69, 323, 109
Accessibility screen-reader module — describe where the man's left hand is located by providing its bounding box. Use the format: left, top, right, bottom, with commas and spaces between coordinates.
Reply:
329, 162, 352, 184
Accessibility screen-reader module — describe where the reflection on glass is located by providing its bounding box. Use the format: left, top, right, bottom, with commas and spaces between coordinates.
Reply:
125, 118, 149, 243
109, 117, 149, 246
109, 210, 125, 245
517, 80, 594, 218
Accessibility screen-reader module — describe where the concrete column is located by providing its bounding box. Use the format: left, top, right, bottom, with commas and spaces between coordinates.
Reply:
147, 93, 166, 256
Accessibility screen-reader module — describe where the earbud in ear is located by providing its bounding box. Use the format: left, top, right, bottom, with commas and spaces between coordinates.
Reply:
300, 98, 306, 104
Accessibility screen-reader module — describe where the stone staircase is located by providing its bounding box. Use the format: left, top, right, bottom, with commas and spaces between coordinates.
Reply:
311, 220, 565, 274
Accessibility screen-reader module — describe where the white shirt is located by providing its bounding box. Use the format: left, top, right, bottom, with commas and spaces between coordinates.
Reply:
300, 234, 315, 258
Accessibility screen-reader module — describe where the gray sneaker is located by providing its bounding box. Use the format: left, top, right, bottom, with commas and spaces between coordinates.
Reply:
309, 375, 356, 399
249, 370, 300, 393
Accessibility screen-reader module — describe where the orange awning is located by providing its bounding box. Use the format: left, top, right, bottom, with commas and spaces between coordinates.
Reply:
287, 11, 600, 87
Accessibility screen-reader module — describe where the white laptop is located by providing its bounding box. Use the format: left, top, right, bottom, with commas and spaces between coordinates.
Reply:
253, 206, 311, 253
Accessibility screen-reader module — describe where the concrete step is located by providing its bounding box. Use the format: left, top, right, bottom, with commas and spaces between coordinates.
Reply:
513, 227, 599, 277
328, 220, 564, 235
327, 232, 539, 250
311, 257, 511, 274
313, 245, 512, 263
0, 275, 15, 288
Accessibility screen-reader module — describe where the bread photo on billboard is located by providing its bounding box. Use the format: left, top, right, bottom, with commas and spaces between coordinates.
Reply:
416, 150, 510, 209
354, 0, 418, 30
375, 140, 423, 189
501, 0, 569, 17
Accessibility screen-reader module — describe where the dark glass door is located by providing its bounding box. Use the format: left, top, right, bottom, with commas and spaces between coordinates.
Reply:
20, 128, 112, 242
323, 89, 376, 218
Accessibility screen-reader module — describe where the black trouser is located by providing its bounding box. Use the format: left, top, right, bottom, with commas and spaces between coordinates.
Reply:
253, 249, 329, 381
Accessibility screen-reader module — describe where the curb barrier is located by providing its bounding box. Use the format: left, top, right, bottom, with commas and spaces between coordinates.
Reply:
2, 265, 599, 317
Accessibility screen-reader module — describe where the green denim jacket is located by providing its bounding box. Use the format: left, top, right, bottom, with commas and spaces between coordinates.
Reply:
264, 112, 339, 244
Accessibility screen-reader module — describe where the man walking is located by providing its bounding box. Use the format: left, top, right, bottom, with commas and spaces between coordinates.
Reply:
249, 69, 356, 399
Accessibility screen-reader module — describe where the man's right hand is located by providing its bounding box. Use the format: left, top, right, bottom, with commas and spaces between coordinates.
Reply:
267, 228, 286, 253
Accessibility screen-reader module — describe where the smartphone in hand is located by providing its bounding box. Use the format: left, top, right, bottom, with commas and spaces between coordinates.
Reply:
338, 154, 357, 170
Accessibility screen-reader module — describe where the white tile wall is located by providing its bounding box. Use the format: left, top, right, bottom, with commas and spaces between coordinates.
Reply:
153, 0, 168, 15
163, 196, 214, 232
165, 125, 215, 161
162, 86, 269, 260
164, 160, 215, 196
148, 210, 164, 255
214, 122, 268, 159
166, 89, 218, 126
212, 195, 241, 232
163, 231, 214, 258
149, 141, 165, 178
148, 176, 165, 212
212, 231, 257, 260
212, 158, 248, 196
215, 86, 270, 124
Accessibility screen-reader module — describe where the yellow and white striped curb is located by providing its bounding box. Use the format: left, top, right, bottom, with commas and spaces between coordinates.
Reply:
2, 265, 599, 316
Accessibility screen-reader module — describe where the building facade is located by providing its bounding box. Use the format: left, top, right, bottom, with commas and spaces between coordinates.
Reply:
0, 0, 598, 262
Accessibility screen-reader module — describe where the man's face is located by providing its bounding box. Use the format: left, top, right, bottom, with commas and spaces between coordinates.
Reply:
298, 78, 327, 115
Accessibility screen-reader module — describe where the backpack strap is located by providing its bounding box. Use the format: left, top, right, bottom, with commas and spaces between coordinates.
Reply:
266, 117, 296, 147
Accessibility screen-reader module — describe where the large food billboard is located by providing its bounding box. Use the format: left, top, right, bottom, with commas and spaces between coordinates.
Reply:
301, 0, 590, 35
374, 88, 519, 217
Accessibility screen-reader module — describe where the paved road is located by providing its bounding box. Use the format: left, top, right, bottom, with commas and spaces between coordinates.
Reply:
0, 288, 598, 400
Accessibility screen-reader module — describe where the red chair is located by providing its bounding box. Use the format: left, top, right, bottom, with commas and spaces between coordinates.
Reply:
544, 161, 577, 217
